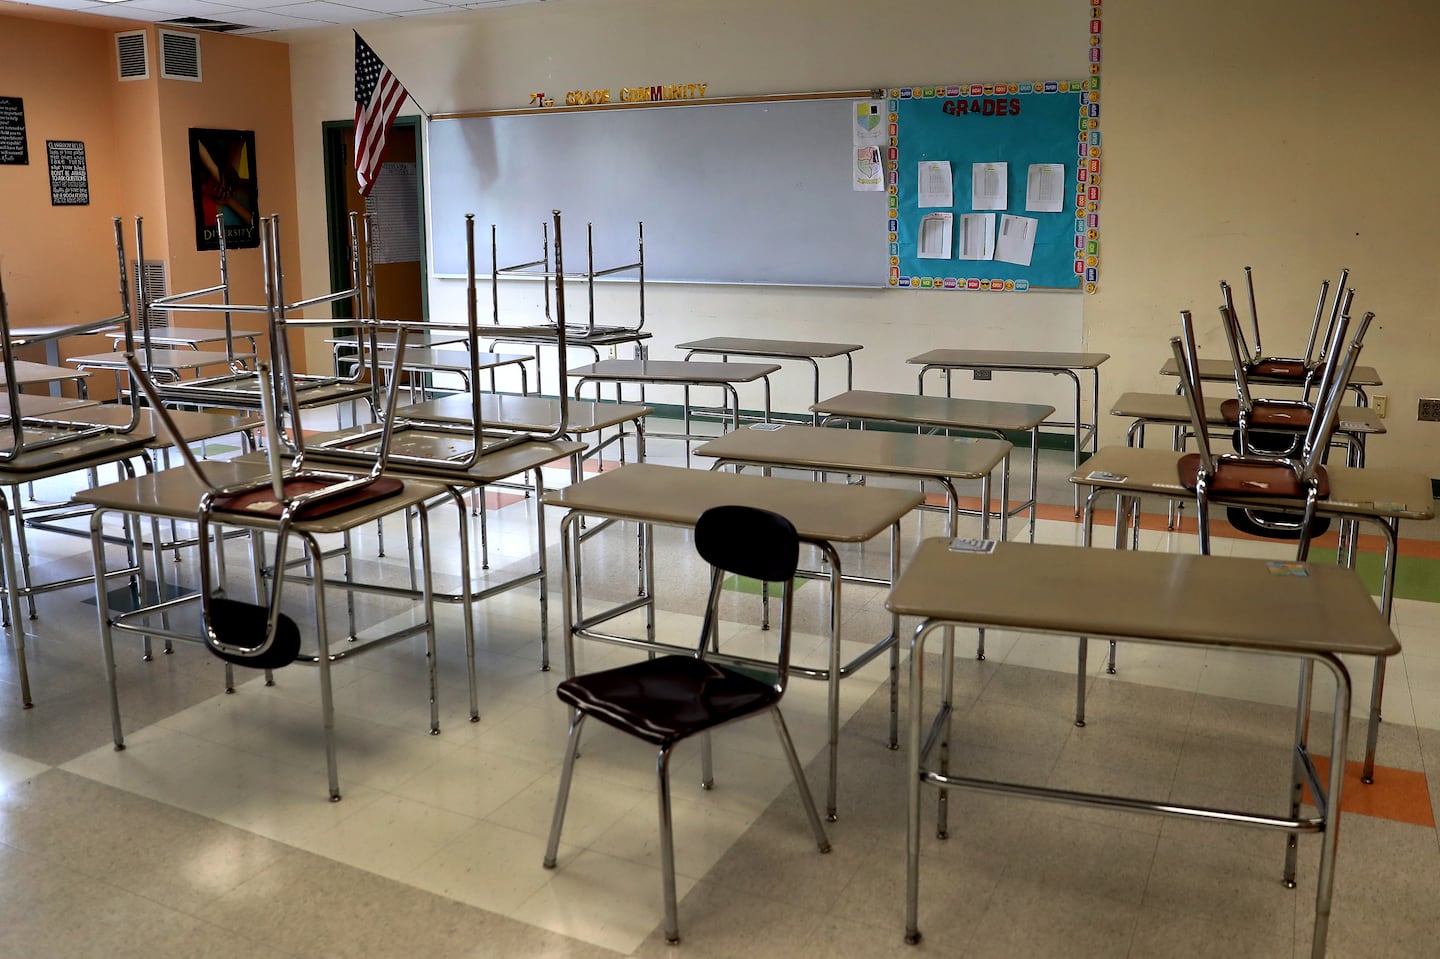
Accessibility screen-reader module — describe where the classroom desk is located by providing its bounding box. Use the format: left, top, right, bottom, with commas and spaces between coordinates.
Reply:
0, 360, 91, 399
677, 337, 863, 425
68, 348, 252, 382
109, 326, 262, 357
569, 359, 781, 464
694, 423, 1010, 540
483, 326, 652, 397
0, 394, 99, 418
910, 349, 1109, 515
1111, 390, 1384, 453
151, 373, 374, 419
1069, 444, 1434, 782
543, 462, 924, 819
75, 460, 455, 800
1158, 356, 1382, 406
294, 433, 586, 672
370, 347, 534, 399
10, 323, 116, 397
0, 425, 156, 708
889, 538, 1397, 958
400, 393, 652, 479
810, 389, 1054, 542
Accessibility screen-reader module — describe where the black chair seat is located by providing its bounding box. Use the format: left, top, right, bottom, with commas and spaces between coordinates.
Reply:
206, 597, 303, 669
557, 655, 780, 747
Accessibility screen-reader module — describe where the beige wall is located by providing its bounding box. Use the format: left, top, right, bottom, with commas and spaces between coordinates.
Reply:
281, 0, 1439, 477
1093, 0, 1440, 475
283, 0, 1088, 415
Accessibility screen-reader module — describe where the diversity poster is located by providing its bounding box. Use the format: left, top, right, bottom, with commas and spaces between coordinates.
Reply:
189, 128, 259, 251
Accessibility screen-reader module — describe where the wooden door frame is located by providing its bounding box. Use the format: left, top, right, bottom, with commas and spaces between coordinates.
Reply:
321, 115, 428, 323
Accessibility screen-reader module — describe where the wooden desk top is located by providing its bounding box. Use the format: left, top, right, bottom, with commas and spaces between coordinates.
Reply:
156, 376, 370, 409
24, 406, 256, 448
369, 347, 529, 371
325, 332, 466, 348
0, 361, 90, 386
1071, 446, 1435, 522
0, 394, 98, 417
568, 359, 781, 383
294, 432, 584, 486
1110, 391, 1385, 434
695, 424, 1010, 481
909, 349, 1110, 370
1158, 356, 1382, 388
10, 322, 118, 343
543, 463, 923, 544
887, 538, 1398, 659
677, 337, 864, 358
483, 326, 652, 346
0, 430, 154, 479
74, 460, 450, 534
110, 327, 261, 346
400, 394, 651, 434
69, 349, 251, 370
812, 390, 1054, 432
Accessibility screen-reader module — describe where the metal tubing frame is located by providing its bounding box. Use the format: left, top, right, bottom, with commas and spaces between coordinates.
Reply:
904, 614, 1353, 958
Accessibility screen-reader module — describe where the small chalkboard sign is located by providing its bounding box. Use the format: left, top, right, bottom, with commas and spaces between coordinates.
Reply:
47, 140, 89, 206
0, 96, 27, 165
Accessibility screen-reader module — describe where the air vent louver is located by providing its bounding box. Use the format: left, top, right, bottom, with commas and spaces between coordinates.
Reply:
159, 30, 201, 82
116, 31, 149, 81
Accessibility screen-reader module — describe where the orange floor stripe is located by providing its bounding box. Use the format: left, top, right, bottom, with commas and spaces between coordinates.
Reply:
1303, 757, 1434, 827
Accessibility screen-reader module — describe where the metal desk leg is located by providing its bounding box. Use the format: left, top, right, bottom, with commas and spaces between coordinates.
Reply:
888, 520, 902, 750
0, 492, 30, 707
821, 540, 843, 822
1361, 515, 1401, 784
534, 467, 550, 670
1027, 425, 1040, 543
308, 534, 342, 802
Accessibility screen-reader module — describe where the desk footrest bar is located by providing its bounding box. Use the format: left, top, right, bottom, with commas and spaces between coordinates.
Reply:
573, 597, 652, 634
1298, 745, 1328, 818
921, 770, 1325, 833
796, 567, 892, 589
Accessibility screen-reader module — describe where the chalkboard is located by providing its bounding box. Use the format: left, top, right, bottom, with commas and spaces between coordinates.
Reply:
890, 82, 1093, 291
0, 96, 27, 165
428, 97, 888, 287
46, 140, 88, 206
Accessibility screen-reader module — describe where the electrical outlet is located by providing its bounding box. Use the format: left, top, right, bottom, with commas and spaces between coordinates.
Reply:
973, 369, 992, 381
607, 345, 619, 360
1419, 398, 1440, 422
1373, 394, 1389, 418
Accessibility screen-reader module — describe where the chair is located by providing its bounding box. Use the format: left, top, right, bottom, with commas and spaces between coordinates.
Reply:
542, 505, 831, 944
1219, 266, 1348, 384
1171, 305, 1371, 558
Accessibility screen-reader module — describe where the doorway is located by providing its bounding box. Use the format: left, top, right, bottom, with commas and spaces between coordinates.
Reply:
321, 116, 427, 326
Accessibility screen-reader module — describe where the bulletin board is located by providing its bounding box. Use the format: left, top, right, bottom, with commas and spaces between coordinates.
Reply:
888, 80, 1099, 292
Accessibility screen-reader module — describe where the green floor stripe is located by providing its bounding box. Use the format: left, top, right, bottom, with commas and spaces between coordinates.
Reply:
722, 574, 809, 595
1309, 547, 1440, 604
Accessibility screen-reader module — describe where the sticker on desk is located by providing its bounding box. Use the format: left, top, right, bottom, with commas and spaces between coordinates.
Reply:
1085, 470, 1127, 483
949, 537, 997, 554
748, 423, 786, 431
1265, 562, 1309, 577
1373, 501, 1406, 512
1339, 421, 1368, 431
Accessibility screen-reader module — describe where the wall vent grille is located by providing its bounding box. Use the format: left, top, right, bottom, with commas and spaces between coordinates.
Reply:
159, 30, 202, 82
133, 260, 170, 331
116, 31, 149, 81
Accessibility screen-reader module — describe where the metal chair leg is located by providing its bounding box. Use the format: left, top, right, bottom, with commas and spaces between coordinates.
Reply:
543, 710, 586, 868
771, 709, 832, 854
657, 744, 681, 945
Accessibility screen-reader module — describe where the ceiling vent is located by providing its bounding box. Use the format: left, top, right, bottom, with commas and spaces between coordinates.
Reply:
133, 260, 169, 330
159, 30, 202, 83
159, 17, 248, 34
115, 30, 149, 82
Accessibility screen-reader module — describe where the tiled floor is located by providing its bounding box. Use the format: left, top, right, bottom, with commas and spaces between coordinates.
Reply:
1, 433, 1438, 958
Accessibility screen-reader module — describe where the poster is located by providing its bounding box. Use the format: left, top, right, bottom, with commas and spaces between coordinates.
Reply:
0, 96, 27, 165
46, 140, 88, 205
189, 128, 259, 250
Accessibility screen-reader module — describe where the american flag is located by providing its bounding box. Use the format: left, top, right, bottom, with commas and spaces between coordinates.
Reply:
354, 32, 408, 197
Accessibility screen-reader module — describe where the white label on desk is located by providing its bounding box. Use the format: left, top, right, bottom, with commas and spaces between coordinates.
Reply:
949, 537, 996, 554
1339, 421, 1367, 430
1265, 562, 1309, 577
1085, 470, 1127, 483
748, 423, 786, 431
1373, 501, 1406, 512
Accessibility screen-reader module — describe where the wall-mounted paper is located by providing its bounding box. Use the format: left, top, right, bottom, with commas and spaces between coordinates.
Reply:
971, 162, 1007, 211
854, 146, 883, 191
852, 99, 886, 147
958, 213, 995, 260
994, 214, 1037, 266
1025, 163, 1065, 213
917, 212, 953, 259
918, 160, 953, 208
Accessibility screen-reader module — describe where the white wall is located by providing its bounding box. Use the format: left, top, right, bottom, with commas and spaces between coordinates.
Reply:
282, 0, 1087, 416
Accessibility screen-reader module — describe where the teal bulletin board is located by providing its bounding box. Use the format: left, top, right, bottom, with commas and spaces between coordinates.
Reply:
889, 81, 1097, 292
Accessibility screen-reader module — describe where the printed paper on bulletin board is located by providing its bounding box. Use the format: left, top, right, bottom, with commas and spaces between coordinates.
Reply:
890, 85, 1087, 291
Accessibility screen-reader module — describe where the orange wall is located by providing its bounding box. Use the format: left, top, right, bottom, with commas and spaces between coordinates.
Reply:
0, 10, 303, 373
